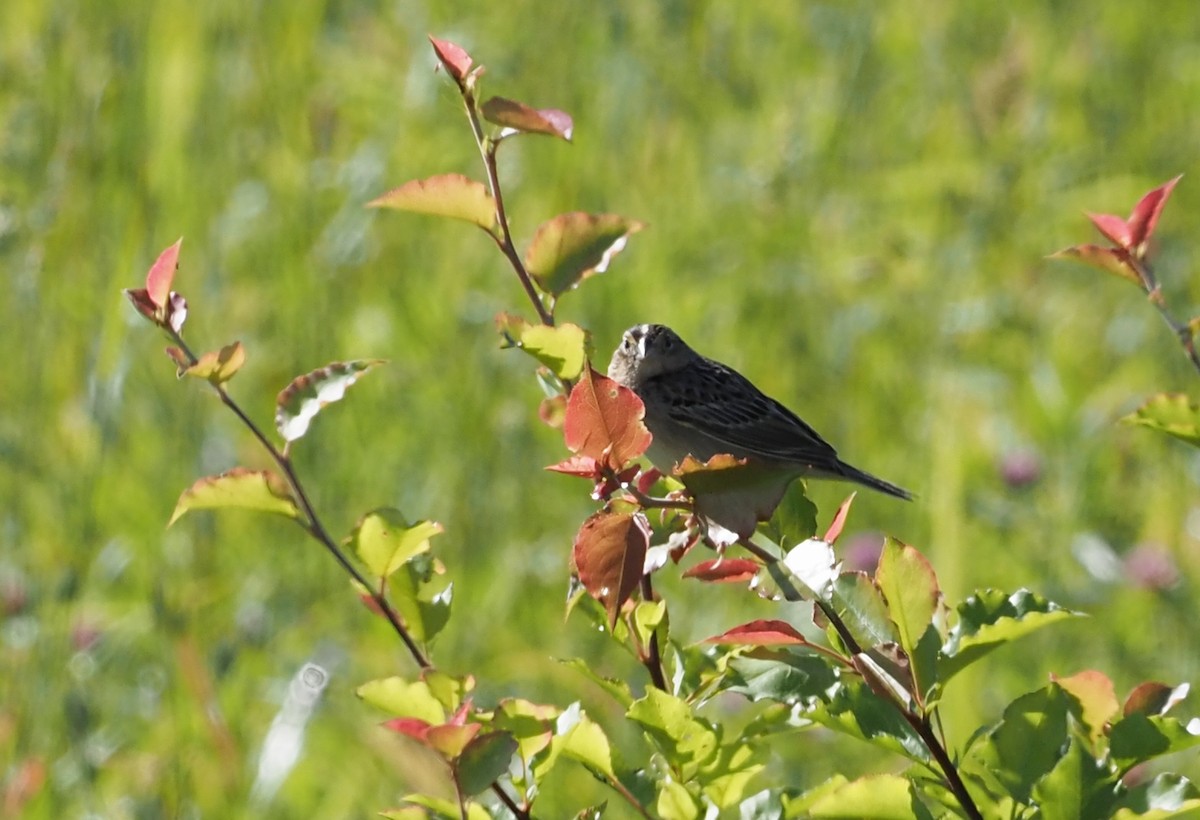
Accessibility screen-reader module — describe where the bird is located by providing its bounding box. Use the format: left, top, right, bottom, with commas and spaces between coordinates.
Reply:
607, 323, 911, 539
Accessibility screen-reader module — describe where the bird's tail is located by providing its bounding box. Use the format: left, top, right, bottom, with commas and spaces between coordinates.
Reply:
836, 462, 914, 501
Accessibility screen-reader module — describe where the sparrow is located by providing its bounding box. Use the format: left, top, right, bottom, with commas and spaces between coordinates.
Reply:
607, 323, 911, 539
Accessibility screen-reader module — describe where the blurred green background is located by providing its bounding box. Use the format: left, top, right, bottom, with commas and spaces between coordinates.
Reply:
5, 0, 1200, 816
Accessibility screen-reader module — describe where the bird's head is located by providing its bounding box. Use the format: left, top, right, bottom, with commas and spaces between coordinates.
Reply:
607, 323, 697, 386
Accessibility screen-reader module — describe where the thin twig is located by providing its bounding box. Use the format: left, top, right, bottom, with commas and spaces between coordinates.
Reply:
736, 534, 982, 820
638, 574, 668, 691
167, 332, 432, 670
1130, 258, 1200, 376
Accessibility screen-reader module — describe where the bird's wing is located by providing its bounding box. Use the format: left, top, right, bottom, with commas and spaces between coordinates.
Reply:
646, 361, 840, 467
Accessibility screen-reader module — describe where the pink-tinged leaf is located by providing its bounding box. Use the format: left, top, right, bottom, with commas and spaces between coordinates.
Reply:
682, 558, 760, 583
545, 455, 600, 478
168, 468, 300, 527
1052, 669, 1119, 749
124, 288, 158, 323
1049, 244, 1142, 287
428, 36, 473, 83
1086, 213, 1132, 249
181, 342, 245, 385
426, 722, 482, 759
823, 492, 857, 544
525, 212, 645, 297
1124, 681, 1190, 718
164, 346, 190, 374
563, 368, 652, 469
538, 395, 566, 428
572, 510, 650, 627
705, 619, 810, 646
1127, 175, 1182, 253
481, 97, 573, 141
145, 238, 182, 308
382, 717, 433, 742
275, 359, 386, 443
349, 507, 444, 581
368, 174, 496, 232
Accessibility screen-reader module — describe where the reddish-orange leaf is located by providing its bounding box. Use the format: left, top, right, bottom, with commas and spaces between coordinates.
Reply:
428, 36, 472, 83
682, 558, 760, 583
481, 96, 574, 141
382, 717, 433, 742
544, 455, 600, 478
146, 238, 182, 308
426, 722, 482, 759
1128, 174, 1182, 252
573, 511, 650, 627
1086, 213, 1132, 249
124, 288, 158, 322
1049, 244, 1141, 287
704, 619, 810, 647
823, 492, 857, 544
1123, 681, 1189, 718
563, 368, 651, 470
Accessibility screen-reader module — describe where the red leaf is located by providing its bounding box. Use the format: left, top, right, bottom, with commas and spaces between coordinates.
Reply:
145, 238, 182, 308
123, 288, 158, 322
382, 717, 433, 742
545, 455, 600, 478
682, 558, 760, 583
1123, 681, 1189, 718
822, 493, 857, 544
428, 36, 473, 83
704, 619, 810, 647
481, 96, 574, 141
563, 368, 651, 470
1127, 175, 1182, 252
573, 511, 650, 627
1086, 213, 1132, 249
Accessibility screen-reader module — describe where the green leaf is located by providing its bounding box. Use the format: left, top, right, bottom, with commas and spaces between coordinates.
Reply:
875, 538, 938, 660
627, 688, 718, 779
525, 212, 645, 296
1110, 714, 1200, 769
348, 507, 444, 581
656, 778, 701, 820
938, 588, 1081, 683
368, 173, 496, 232
830, 572, 898, 648
1123, 393, 1200, 448
496, 313, 590, 380
559, 658, 635, 708
275, 359, 385, 443
388, 554, 453, 644
804, 679, 930, 764
356, 677, 446, 724
725, 650, 839, 704
965, 684, 1070, 803
546, 702, 616, 781
398, 793, 492, 820
1032, 736, 1116, 820
1113, 773, 1200, 818
168, 468, 300, 527
180, 341, 245, 384
700, 741, 767, 809
804, 774, 935, 819
456, 731, 519, 796
493, 698, 556, 762
757, 480, 818, 547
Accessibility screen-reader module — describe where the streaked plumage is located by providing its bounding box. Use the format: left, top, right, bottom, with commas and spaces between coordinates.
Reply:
607, 323, 911, 538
